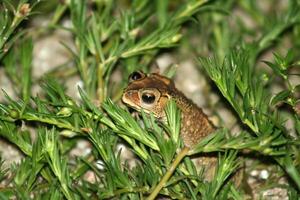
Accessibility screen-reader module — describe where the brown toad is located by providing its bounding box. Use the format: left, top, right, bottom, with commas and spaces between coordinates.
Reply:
122, 71, 215, 148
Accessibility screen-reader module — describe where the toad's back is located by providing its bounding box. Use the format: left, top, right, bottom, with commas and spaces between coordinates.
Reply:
171, 90, 215, 147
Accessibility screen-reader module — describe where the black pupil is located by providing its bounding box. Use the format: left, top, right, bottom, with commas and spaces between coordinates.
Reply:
142, 93, 155, 104
130, 71, 142, 81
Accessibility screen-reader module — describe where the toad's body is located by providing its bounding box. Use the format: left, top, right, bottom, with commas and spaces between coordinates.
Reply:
122, 71, 215, 148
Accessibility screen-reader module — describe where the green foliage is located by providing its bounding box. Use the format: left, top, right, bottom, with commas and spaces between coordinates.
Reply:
0, 0, 300, 199
199, 48, 300, 189
199, 151, 240, 200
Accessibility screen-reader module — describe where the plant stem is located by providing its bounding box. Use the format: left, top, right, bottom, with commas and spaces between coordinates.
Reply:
147, 146, 190, 200
97, 63, 105, 103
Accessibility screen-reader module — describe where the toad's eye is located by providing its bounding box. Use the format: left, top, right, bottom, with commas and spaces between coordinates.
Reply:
129, 71, 145, 82
141, 93, 156, 104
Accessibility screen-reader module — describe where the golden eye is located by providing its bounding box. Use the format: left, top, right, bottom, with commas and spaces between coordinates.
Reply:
129, 71, 145, 82
141, 93, 156, 104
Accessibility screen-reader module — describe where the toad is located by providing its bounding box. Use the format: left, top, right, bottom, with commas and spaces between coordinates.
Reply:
122, 71, 215, 148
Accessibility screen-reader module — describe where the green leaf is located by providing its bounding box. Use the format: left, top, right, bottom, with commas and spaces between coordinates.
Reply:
20, 38, 33, 102
164, 100, 181, 145
270, 90, 291, 106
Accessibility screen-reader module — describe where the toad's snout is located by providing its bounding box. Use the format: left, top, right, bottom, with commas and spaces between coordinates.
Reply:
122, 90, 140, 104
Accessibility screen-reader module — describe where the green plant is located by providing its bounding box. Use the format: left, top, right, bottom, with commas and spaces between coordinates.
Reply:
0, 0, 299, 199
